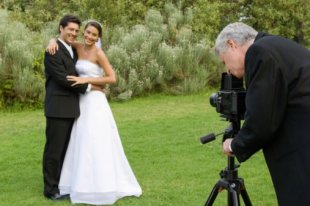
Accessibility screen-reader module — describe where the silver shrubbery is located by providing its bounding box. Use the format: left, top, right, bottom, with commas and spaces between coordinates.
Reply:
106, 3, 222, 101
0, 10, 45, 109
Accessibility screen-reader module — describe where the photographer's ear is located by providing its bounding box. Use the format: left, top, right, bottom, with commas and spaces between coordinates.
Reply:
226, 39, 237, 49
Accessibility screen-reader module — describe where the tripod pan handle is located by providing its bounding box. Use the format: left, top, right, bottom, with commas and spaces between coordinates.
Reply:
200, 133, 216, 144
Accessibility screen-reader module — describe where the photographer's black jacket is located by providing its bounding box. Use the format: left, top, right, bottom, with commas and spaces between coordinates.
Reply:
231, 32, 310, 205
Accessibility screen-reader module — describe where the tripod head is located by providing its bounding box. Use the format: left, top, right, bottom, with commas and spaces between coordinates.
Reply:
200, 115, 243, 180
200, 117, 241, 145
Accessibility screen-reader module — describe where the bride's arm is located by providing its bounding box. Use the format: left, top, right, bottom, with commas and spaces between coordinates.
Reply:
46, 38, 83, 54
96, 49, 116, 85
71, 41, 83, 49
66, 76, 98, 86
46, 38, 59, 55
66, 76, 106, 92
67, 70, 114, 86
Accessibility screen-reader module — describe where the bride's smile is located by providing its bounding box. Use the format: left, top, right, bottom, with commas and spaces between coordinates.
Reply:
83, 25, 99, 46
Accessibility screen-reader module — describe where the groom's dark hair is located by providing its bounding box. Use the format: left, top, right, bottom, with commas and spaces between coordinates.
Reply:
58, 14, 81, 33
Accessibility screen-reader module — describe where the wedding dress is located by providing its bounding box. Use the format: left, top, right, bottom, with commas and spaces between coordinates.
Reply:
59, 60, 142, 205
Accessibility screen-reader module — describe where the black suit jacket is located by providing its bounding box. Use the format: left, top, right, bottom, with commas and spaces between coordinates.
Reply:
232, 33, 310, 205
44, 40, 88, 118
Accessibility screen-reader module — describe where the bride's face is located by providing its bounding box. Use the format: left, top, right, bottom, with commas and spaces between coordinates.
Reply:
83, 25, 99, 46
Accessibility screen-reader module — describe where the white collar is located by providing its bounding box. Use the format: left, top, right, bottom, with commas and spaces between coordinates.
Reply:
58, 38, 73, 58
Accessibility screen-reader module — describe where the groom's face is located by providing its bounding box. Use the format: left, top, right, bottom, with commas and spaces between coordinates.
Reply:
59, 22, 80, 45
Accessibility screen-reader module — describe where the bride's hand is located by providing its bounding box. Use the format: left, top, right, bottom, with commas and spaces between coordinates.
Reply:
46, 38, 58, 55
67, 76, 88, 86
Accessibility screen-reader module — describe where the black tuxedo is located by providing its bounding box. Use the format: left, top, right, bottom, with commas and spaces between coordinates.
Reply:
232, 33, 310, 205
43, 40, 87, 197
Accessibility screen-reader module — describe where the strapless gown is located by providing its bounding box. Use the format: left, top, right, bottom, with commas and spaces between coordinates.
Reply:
59, 60, 142, 205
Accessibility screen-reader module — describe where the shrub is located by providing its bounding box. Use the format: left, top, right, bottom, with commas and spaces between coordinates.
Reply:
0, 10, 44, 109
106, 3, 223, 101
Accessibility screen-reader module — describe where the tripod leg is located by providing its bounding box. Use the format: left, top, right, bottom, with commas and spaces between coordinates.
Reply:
228, 189, 240, 206
240, 187, 252, 206
204, 184, 220, 206
205, 184, 240, 206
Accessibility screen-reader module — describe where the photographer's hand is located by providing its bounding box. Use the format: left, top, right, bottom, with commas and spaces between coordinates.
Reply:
223, 138, 234, 157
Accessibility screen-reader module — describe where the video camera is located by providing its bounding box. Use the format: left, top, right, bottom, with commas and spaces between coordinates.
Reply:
209, 72, 246, 120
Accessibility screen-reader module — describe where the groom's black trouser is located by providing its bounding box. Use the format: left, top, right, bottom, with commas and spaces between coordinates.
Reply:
43, 117, 74, 197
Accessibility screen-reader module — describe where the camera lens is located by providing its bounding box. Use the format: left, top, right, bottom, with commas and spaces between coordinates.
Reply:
209, 93, 218, 107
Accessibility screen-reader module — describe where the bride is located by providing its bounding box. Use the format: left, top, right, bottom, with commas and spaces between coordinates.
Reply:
47, 20, 142, 205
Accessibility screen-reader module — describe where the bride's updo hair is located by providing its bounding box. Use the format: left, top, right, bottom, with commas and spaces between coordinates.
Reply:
85, 20, 103, 37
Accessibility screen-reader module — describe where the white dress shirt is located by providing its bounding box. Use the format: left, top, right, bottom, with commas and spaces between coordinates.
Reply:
58, 38, 73, 58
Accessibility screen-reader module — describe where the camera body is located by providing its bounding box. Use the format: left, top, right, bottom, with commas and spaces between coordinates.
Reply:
210, 72, 246, 119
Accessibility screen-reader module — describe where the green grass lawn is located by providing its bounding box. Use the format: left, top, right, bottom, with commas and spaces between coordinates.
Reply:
0, 93, 277, 206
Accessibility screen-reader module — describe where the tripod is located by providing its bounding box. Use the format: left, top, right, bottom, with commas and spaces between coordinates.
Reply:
204, 156, 252, 206
201, 118, 252, 206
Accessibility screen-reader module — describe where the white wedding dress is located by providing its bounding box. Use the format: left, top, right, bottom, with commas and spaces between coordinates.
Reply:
59, 60, 142, 205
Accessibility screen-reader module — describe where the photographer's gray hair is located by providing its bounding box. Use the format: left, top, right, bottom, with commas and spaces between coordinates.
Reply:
215, 22, 258, 55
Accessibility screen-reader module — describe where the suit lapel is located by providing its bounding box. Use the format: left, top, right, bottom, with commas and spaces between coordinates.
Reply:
57, 40, 74, 59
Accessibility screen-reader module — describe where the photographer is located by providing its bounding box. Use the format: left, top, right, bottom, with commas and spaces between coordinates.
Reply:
214, 22, 310, 206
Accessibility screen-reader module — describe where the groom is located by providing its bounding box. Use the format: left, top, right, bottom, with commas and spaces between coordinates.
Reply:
43, 14, 90, 200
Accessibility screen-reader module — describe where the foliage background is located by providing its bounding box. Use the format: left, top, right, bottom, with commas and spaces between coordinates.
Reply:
1, 0, 310, 108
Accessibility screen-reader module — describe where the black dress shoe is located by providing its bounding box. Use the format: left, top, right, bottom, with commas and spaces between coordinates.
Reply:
46, 193, 69, 200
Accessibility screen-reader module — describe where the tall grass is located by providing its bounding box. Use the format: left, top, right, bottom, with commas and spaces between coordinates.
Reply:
0, 93, 277, 206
